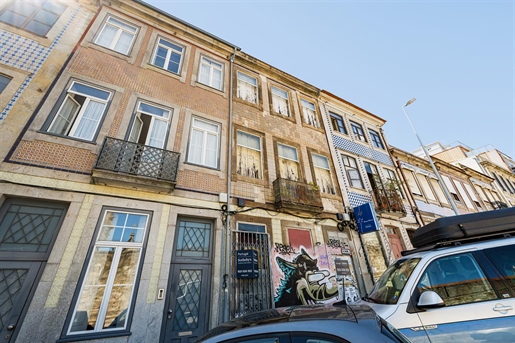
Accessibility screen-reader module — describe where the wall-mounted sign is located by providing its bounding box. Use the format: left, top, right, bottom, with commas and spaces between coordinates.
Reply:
236, 249, 258, 279
334, 259, 351, 277
353, 202, 380, 234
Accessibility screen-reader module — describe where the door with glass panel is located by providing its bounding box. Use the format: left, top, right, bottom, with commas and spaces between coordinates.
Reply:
0, 198, 68, 343
162, 219, 212, 343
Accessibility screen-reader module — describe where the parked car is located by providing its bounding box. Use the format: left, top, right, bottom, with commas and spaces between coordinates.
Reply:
196, 302, 405, 342
362, 207, 515, 343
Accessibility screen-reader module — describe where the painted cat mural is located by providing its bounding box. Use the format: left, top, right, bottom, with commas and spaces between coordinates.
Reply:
274, 249, 338, 307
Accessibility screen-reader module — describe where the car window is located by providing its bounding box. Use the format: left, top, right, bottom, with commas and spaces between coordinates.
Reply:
482, 244, 515, 293
291, 334, 349, 343
417, 253, 497, 306
225, 335, 288, 343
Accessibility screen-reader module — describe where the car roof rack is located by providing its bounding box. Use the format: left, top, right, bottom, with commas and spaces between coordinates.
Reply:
402, 207, 515, 256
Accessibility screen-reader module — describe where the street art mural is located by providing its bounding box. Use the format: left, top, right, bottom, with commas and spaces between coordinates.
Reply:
272, 232, 361, 307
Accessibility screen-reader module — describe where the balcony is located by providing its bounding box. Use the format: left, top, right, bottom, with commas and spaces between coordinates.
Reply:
370, 188, 406, 216
273, 178, 323, 213
92, 137, 180, 193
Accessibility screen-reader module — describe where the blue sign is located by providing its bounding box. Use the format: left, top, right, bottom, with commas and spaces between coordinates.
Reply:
236, 250, 259, 279
353, 202, 380, 234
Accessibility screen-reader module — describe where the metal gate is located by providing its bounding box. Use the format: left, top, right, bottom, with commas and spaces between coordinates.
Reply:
230, 231, 273, 319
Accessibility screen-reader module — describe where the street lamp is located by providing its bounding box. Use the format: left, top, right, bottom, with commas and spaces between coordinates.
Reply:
402, 98, 460, 215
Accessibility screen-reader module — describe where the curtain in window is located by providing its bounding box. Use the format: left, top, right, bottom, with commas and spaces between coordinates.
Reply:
212, 68, 222, 90
238, 81, 257, 103
114, 31, 133, 54
50, 96, 79, 135
148, 119, 167, 148
199, 64, 211, 85
189, 129, 203, 164
272, 95, 288, 115
314, 167, 335, 194
205, 132, 218, 168
73, 100, 105, 140
96, 24, 117, 49
302, 100, 319, 128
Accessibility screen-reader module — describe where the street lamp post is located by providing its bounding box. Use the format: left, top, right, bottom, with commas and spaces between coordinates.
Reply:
402, 98, 460, 215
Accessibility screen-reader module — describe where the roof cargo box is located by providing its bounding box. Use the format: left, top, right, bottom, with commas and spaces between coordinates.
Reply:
411, 207, 515, 248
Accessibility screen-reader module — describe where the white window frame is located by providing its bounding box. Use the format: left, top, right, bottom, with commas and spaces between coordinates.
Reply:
368, 129, 384, 149
342, 154, 364, 189
237, 71, 258, 104
187, 117, 220, 169
271, 86, 290, 116
67, 209, 150, 336
236, 130, 262, 179
95, 16, 138, 55
151, 37, 184, 74
312, 153, 335, 194
198, 56, 224, 90
301, 99, 319, 128
278, 143, 299, 180
47, 81, 111, 141
350, 121, 367, 142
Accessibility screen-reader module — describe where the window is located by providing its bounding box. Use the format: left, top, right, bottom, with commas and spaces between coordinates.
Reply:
237, 131, 262, 179
271, 86, 290, 116
47, 81, 111, 141
429, 178, 449, 204
0, 74, 12, 93
341, 154, 363, 189
416, 174, 436, 201
363, 162, 382, 190
95, 16, 137, 55
385, 169, 404, 198
67, 209, 150, 335
492, 173, 506, 191
312, 153, 335, 195
151, 37, 184, 74
0, 0, 67, 36
187, 117, 220, 168
368, 129, 384, 149
237, 72, 258, 104
301, 99, 319, 128
129, 101, 171, 148
329, 112, 347, 134
500, 175, 514, 194
442, 176, 461, 203
278, 143, 299, 180
350, 121, 367, 142
198, 56, 223, 90
483, 244, 515, 292
404, 171, 423, 197
416, 254, 497, 306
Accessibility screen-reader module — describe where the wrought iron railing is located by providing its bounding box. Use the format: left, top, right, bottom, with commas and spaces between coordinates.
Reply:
94, 137, 180, 182
370, 188, 406, 214
273, 178, 323, 213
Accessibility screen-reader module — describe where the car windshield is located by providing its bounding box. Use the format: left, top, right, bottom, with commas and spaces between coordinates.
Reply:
365, 258, 420, 304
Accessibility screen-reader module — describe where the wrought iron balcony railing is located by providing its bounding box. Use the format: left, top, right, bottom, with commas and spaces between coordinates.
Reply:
94, 137, 180, 182
273, 178, 323, 213
370, 188, 406, 215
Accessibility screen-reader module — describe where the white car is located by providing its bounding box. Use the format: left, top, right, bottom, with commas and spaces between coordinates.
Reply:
362, 207, 515, 343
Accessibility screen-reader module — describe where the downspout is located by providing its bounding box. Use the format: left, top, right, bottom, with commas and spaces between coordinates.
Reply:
219, 46, 239, 325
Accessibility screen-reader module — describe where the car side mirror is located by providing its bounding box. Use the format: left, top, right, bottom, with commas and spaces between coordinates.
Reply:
417, 291, 445, 309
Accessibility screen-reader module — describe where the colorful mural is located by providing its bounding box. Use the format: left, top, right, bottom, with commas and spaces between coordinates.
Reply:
272, 237, 361, 307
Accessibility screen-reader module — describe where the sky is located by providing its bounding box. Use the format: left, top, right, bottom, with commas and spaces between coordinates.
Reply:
145, 0, 515, 158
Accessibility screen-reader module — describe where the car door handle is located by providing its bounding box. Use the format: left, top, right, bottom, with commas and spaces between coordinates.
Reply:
493, 305, 513, 312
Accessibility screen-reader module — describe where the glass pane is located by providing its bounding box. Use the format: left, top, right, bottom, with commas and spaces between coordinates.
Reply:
271, 87, 287, 98
71, 247, 115, 332
138, 102, 169, 118
49, 95, 79, 135
153, 46, 167, 68
96, 24, 117, 49
107, 17, 137, 33
0, 11, 27, 27
237, 131, 260, 150
70, 83, 110, 100
176, 221, 211, 257
72, 100, 105, 140
237, 72, 257, 86
114, 31, 133, 55
43, 1, 67, 16
159, 38, 183, 52
199, 64, 210, 85
205, 133, 218, 167
0, 268, 28, 331
301, 99, 315, 110
33, 8, 58, 26
312, 154, 329, 169
193, 118, 218, 133
102, 248, 140, 329
172, 269, 202, 330
167, 52, 181, 73
0, 75, 12, 93
188, 130, 203, 164
25, 19, 51, 35
0, 204, 64, 252
278, 144, 297, 161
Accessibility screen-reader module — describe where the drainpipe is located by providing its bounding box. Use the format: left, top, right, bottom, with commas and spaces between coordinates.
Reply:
219, 46, 239, 325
